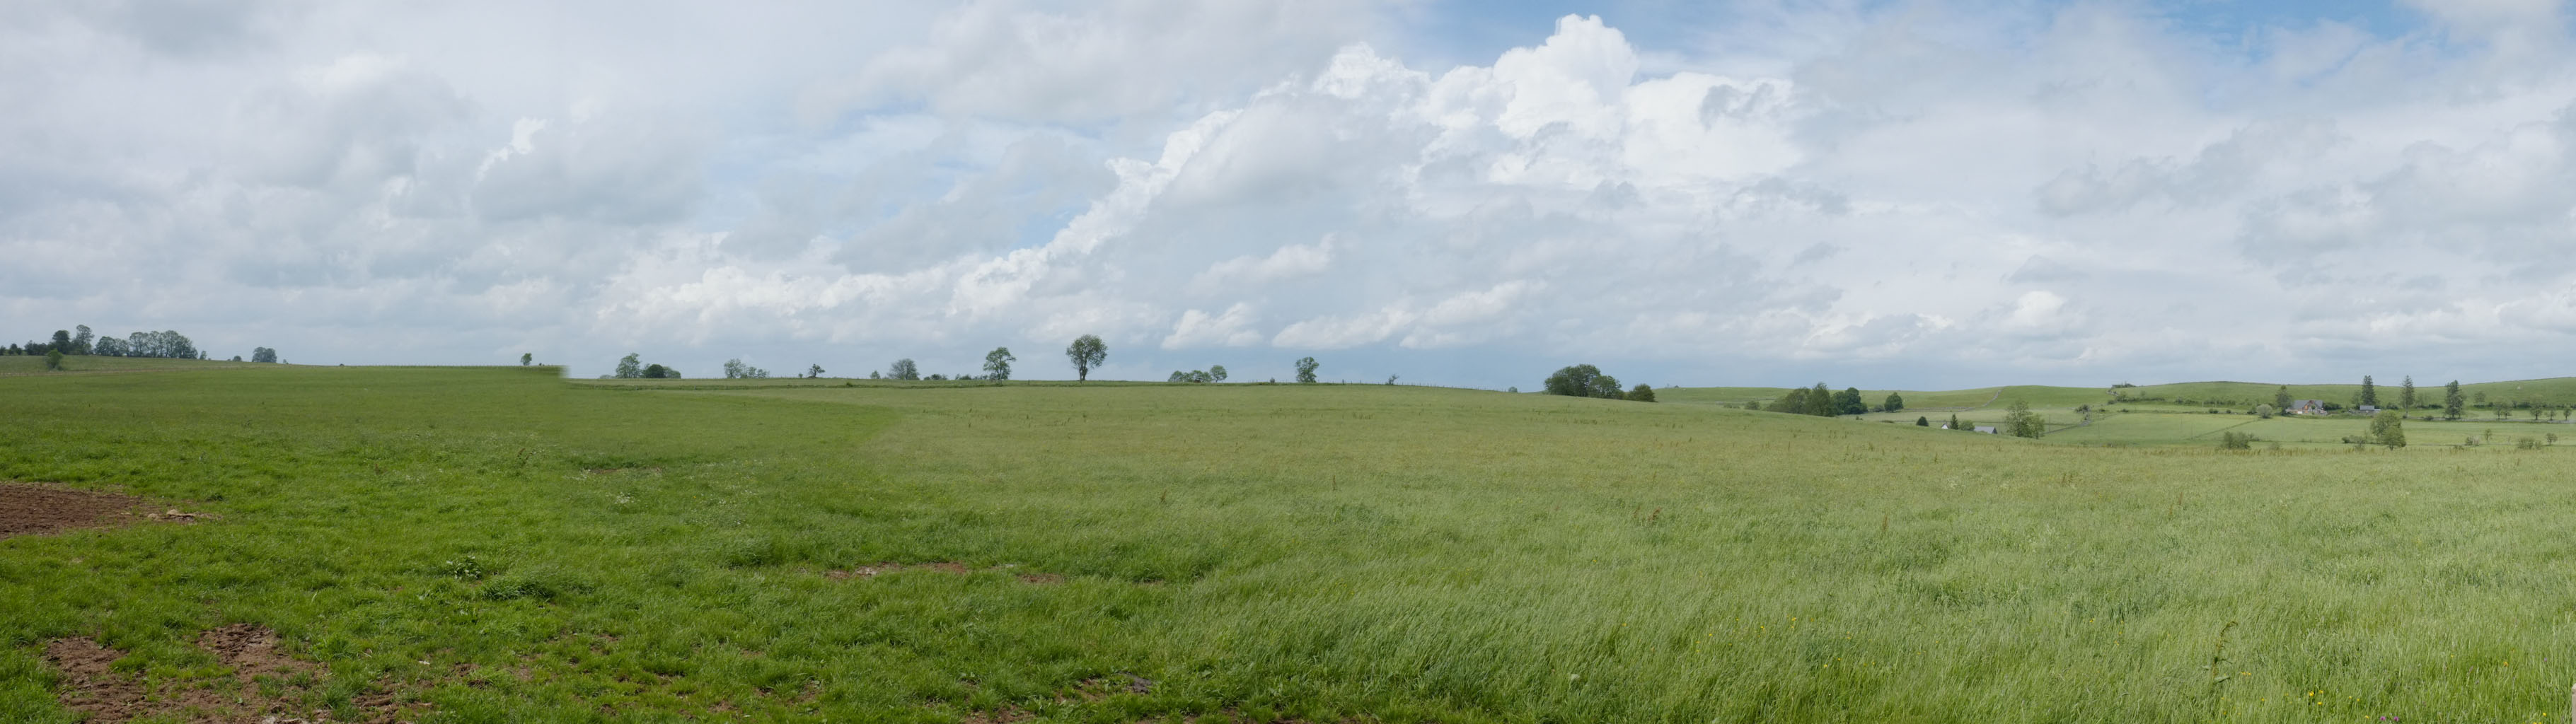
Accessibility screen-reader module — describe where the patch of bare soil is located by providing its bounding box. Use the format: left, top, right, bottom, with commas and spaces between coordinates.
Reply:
824, 561, 1066, 583
1065, 672, 1155, 701
0, 482, 194, 538
42, 624, 428, 723
42, 637, 145, 717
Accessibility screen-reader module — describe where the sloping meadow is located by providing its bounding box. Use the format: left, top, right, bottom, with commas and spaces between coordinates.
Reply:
2, 368, 2570, 722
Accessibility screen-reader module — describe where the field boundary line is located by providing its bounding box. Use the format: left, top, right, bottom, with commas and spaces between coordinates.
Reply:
2185, 418, 2265, 440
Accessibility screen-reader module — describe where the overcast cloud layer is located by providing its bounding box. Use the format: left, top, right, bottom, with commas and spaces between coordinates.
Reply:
8, 0, 2576, 389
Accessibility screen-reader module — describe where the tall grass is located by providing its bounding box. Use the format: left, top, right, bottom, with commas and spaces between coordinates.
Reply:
0, 367, 2570, 723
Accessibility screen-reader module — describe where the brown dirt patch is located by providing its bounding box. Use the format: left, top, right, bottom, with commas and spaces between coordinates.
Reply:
42, 637, 145, 716
0, 482, 178, 538
41, 624, 426, 723
1065, 672, 1155, 702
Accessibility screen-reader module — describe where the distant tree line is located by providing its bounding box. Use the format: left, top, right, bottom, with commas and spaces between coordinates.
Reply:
4, 325, 249, 363
1169, 365, 1227, 383
623, 337, 1305, 385
6, 325, 209, 359
611, 353, 682, 379
1748, 383, 1902, 416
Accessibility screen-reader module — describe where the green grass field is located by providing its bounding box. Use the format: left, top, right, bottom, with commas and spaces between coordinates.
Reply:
6, 361, 2576, 723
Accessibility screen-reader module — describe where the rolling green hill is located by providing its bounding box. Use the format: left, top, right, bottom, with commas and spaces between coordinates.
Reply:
1661, 383, 2106, 411
2123, 378, 2576, 409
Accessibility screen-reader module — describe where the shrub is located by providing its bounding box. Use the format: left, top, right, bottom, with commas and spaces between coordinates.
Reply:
2368, 411, 2406, 448
2219, 431, 2256, 450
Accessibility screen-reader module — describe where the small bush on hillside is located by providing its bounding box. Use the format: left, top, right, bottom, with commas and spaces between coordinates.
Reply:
44, 349, 62, 370
2516, 437, 2544, 450
2219, 431, 2256, 450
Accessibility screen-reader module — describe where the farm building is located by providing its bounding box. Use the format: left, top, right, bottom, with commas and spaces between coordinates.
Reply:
2289, 399, 2327, 415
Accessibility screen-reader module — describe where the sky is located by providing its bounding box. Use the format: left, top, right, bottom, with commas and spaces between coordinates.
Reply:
7, 0, 2576, 390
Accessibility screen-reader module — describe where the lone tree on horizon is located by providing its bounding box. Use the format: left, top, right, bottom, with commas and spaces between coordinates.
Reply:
983, 347, 1015, 380
1065, 334, 1107, 381
1294, 356, 1321, 384
1543, 364, 1627, 399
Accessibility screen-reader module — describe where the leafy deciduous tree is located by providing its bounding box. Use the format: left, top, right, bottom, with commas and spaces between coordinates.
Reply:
1767, 387, 1811, 414
615, 354, 643, 379
1208, 365, 1226, 383
1294, 356, 1319, 384
888, 358, 920, 381
1627, 384, 1656, 402
1834, 387, 1867, 416
1883, 392, 1905, 413
983, 347, 1015, 380
2003, 399, 2045, 438
1065, 335, 1107, 381
1544, 364, 1624, 398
